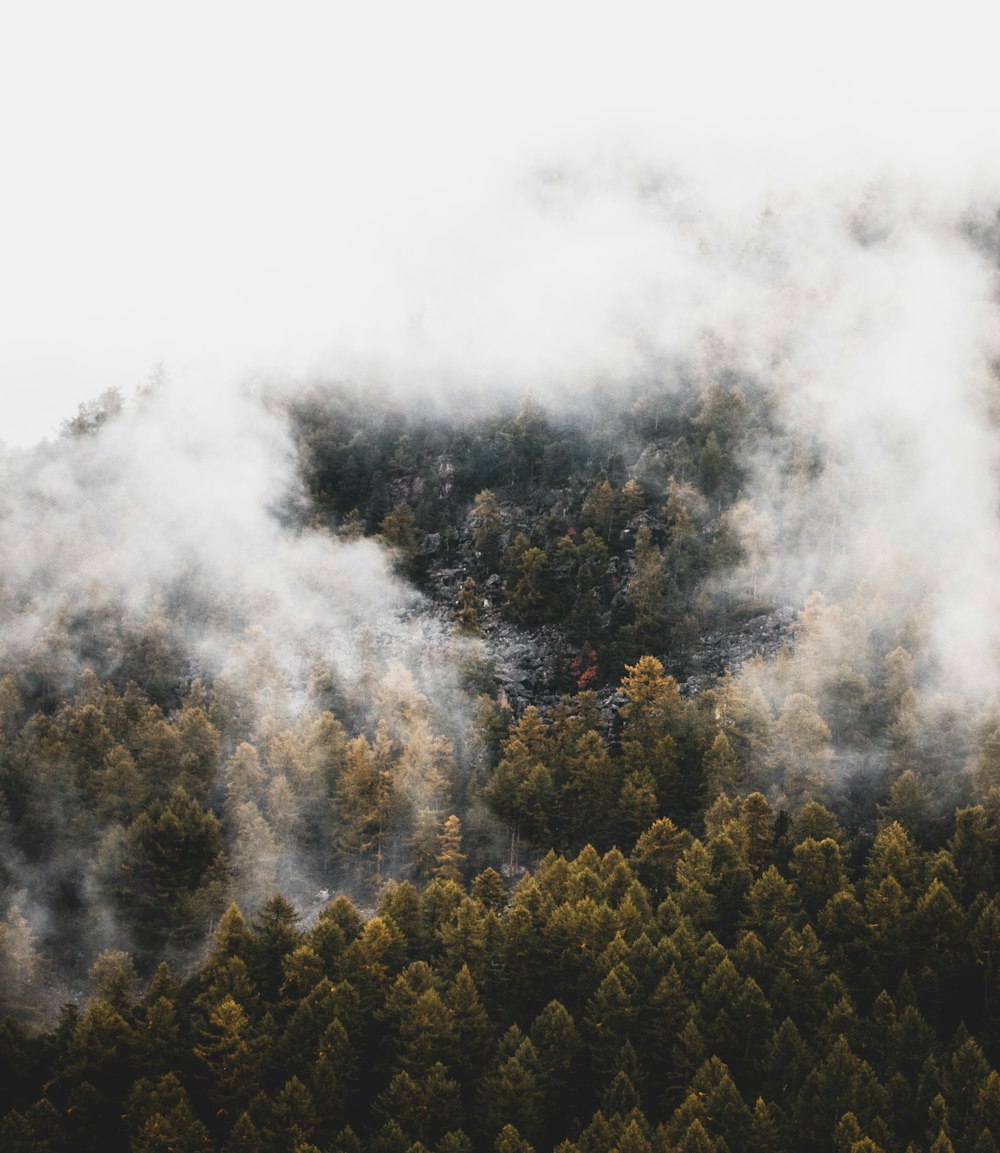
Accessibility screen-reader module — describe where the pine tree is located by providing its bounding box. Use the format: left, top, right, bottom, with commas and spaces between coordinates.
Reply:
128, 1073, 214, 1153
771, 693, 833, 808
194, 995, 268, 1117
312, 1016, 357, 1133
222, 1111, 265, 1153
248, 893, 301, 1001
434, 814, 466, 883
445, 964, 493, 1085
394, 986, 459, 1076
265, 1075, 319, 1151
121, 786, 226, 953
630, 817, 690, 902
674, 840, 717, 931
791, 838, 849, 918
0, 903, 49, 1024
476, 1035, 544, 1147
494, 1124, 536, 1153
380, 501, 421, 575
530, 999, 582, 1139
747, 1097, 784, 1153
703, 732, 741, 798
336, 734, 394, 885
619, 657, 688, 817
470, 490, 503, 573
456, 577, 483, 636
373, 1060, 463, 1143
504, 538, 552, 626
742, 867, 803, 948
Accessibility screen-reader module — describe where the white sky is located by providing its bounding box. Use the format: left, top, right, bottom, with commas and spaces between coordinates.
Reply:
2, 0, 999, 445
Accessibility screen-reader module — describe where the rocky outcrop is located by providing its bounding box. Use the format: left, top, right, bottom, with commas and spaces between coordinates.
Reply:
679, 605, 796, 693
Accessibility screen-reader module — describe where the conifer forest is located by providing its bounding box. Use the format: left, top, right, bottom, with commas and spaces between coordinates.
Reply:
6, 310, 1000, 1153
13, 2, 1000, 1148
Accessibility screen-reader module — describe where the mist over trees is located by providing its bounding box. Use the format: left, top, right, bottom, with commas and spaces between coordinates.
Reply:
5, 189, 1000, 1150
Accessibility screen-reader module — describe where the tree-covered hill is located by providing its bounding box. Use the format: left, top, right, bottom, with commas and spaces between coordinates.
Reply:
6, 802, 1000, 1152
2, 375, 1000, 1152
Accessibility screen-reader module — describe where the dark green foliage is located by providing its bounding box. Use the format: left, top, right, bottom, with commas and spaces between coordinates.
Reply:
117, 787, 226, 952
7, 378, 1000, 1153
285, 383, 759, 673
6, 816, 1000, 1152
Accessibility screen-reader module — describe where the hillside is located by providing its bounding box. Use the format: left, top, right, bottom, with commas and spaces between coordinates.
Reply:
3, 369, 1000, 1150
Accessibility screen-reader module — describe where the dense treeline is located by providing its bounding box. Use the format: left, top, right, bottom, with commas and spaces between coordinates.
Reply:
5, 379, 1000, 1151
7, 796, 1000, 1151
5, 641, 1000, 1150
3, 625, 987, 999
285, 380, 767, 682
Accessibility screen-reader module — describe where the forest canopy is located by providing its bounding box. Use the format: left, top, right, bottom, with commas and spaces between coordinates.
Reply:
3, 311, 1000, 1150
